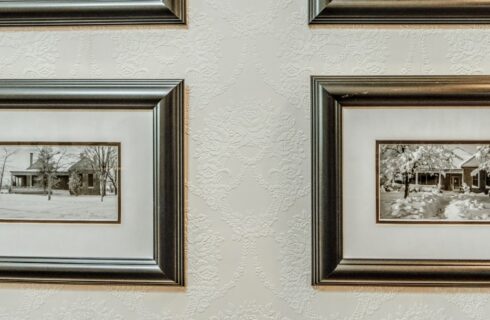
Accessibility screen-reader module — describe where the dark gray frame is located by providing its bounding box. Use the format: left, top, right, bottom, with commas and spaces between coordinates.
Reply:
309, 0, 490, 24
0, 79, 184, 285
312, 76, 490, 286
0, 0, 185, 26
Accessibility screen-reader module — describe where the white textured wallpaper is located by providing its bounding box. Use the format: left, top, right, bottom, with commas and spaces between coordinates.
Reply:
0, 0, 489, 319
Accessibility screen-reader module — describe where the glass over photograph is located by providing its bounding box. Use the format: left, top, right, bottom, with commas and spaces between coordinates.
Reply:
0, 142, 120, 223
377, 141, 490, 223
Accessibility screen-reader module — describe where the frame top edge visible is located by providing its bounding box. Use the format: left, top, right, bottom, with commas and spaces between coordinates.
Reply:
311, 75, 490, 82
309, 0, 490, 24
0, 79, 184, 106
0, 79, 184, 86
0, 0, 186, 26
311, 75, 490, 99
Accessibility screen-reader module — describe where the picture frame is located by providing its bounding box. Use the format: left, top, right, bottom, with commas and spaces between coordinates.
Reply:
312, 75, 490, 286
309, 0, 490, 24
0, 0, 185, 26
0, 79, 184, 285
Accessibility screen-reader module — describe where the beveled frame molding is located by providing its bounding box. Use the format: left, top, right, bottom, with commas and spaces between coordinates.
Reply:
309, 0, 490, 24
0, 79, 184, 285
0, 0, 185, 26
312, 76, 490, 286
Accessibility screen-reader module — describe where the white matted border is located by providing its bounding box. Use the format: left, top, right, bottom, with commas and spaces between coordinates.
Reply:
0, 109, 154, 259
343, 107, 490, 260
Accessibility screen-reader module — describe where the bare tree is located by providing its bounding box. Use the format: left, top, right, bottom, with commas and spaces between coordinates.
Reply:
84, 146, 118, 202
35, 147, 66, 200
107, 161, 118, 196
0, 147, 16, 191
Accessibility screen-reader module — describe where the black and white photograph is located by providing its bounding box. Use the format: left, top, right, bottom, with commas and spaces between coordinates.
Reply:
0, 142, 120, 223
377, 141, 490, 223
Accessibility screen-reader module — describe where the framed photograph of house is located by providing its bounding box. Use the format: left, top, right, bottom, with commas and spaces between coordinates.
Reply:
377, 141, 490, 224
0, 0, 185, 26
309, 0, 490, 24
0, 80, 184, 285
2, 142, 121, 223
312, 76, 490, 286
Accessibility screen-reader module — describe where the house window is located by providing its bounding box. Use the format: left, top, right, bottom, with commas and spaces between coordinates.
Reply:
425, 173, 438, 185
88, 174, 94, 188
486, 174, 490, 187
473, 172, 480, 187
417, 173, 439, 185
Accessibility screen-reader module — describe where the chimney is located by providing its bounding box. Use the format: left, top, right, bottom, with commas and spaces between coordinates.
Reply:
30, 153, 33, 166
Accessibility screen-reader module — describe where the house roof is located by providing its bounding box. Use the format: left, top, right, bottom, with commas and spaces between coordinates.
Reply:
27, 159, 43, 170
415, 147, 473, 173
68, 157, 95, 172
26, 150, 70, 171
451, 147, 473, 168
460, 155, 479, 168
18, 153, 94, 174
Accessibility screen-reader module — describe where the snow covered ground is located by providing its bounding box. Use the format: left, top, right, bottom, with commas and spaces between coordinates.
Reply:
0, 191, 118, 222
380, 190, 490, 221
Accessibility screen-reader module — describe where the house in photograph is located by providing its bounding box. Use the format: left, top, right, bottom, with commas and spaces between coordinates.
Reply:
67, 156, 101, 196
10, 153, 100, 196
413, 147, 490, 193
461, 155, 490, 193
10, 153, 69, 194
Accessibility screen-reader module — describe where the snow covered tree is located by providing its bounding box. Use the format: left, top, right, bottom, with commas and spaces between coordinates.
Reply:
380, 144, 455, 198
84, 146, 118, 202
68, 171, 82, 196
0, 147, 16, 192
475, 145, 490, 172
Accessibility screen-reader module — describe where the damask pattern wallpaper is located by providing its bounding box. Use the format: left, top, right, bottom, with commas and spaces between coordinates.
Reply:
0, 0, 488, 319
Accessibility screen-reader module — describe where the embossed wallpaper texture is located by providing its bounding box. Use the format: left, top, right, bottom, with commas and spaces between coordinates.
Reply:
0, 0, 489, 319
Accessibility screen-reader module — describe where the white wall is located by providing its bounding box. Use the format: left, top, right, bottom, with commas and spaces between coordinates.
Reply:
0, 0, 488, 319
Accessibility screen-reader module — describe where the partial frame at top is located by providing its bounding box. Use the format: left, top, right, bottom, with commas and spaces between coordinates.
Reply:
309, 0, 490, 24
0, 0, 185, 26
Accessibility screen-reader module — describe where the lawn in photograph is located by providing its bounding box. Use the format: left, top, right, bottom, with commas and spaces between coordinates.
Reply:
377, 141, 490, 223
0, 142, 120, 223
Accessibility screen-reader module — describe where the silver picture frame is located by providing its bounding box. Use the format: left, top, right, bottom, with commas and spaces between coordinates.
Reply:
0, 79, 184, 286
0, 0, 185, 26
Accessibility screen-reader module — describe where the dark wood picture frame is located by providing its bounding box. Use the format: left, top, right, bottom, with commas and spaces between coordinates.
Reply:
0, 0, 185, 26
0, 79, 184, 286
312, 75, 490, 286
309, 0, 490, 24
